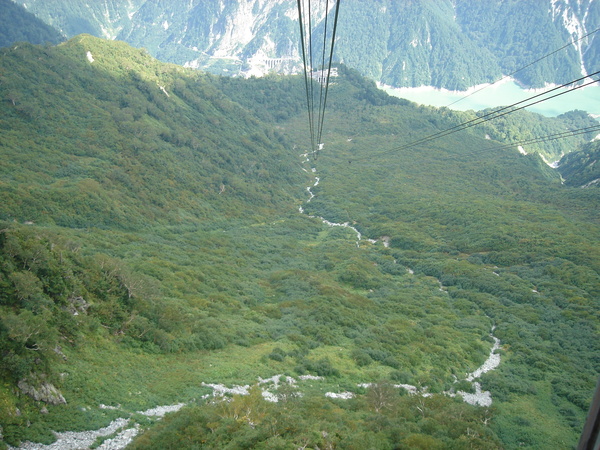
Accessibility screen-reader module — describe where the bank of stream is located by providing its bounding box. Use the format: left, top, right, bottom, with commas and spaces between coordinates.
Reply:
12, 150, 503, 449
296, 149, 502, 409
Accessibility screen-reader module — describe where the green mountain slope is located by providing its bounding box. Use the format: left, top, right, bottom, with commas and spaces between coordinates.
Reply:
0, 35, 302, 229
558, 140, 600, 187
453, 0, 588, 87
213, 68, 600, 448
0, 0, 64, 48
337, 0, 503, 90
0, 38, 598, 449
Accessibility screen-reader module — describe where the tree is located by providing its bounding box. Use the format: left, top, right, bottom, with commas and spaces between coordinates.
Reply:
366, 381, 398, 413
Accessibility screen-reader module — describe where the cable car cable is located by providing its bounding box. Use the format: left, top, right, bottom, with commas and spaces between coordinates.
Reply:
350, 71, 600, 162
431, 124, 600, 163
482, 124, 600, 153
297, 0, 316, 155
447, 26, 600, 108
316, 0, 341, 152
297, 0, 341, 159
316, 0, 330, 153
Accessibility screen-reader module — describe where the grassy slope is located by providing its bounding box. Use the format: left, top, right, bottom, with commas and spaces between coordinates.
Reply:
0, 39, 598, 448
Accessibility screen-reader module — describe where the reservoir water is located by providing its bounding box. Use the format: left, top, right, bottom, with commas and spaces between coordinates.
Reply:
382, 79, 600, 118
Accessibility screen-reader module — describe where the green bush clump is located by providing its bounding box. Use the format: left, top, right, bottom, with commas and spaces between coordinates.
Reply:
295, 357, 340, 377
267, 347, 286, 362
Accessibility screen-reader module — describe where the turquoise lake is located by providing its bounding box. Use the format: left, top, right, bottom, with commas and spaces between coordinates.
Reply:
382, 79, 600, 118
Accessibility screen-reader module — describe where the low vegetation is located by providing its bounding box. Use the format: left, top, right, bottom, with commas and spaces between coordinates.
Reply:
0, 36, 598, 448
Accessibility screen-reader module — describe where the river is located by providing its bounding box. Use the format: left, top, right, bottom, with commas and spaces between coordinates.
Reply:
381, 79, 600, 118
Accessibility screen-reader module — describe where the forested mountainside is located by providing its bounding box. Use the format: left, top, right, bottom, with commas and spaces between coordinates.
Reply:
559, 140, 600, 187
0, 35, 301, 229
0, 36, 599, 449
0, 0, 64, 48
341, 0, 599, 89
12, 0, 600, 89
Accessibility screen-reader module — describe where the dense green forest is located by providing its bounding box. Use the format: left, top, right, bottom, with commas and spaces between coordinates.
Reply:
559, 140, 600, 188
0, 36, 599, 449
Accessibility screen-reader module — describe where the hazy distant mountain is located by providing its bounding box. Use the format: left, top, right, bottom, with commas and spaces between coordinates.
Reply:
9, 0, 600, 89
0, 0, 64, 48
11, 0, 144, 39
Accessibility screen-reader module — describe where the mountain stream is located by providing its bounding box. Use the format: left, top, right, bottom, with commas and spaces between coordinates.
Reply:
298, 151, 370, 247
296, 150, 502, 409
11, 151, 502, 449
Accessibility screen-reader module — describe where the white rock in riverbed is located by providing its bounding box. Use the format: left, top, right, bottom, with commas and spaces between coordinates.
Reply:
325, 392, 354, 399
138, 403, 185, 417
457, 382, 493, 407
13, 418, 130, 450
466, 336, 501, 382
10, 403, 187, 450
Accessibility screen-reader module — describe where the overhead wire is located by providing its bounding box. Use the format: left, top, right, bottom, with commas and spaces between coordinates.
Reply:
446, 26, 600, 108
350, 70, 600, 163
296, 0, 341, 160
482, 124, 600, 153
344, 25, 600, 164
316, 0, 329, 150
296, 0, 316, 154
429, 123, 600, 164
307, 0, 315, 147
316, 0, 341, 150
295, 5, 597, 166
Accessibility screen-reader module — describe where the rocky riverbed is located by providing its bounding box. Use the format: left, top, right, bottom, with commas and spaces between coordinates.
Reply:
11, 404, 185, 450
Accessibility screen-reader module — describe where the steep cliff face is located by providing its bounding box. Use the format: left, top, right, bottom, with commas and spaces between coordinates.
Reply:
558, 140, 600, 187
16, 0, 144, 38
335, 0, 502, 90
117, 0, 309, 76
12, 0, 600, 88
334, 0, 599, 89
549, 0, 600, 76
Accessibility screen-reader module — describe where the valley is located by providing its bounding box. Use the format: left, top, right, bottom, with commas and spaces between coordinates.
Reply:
0, 29, 598, 450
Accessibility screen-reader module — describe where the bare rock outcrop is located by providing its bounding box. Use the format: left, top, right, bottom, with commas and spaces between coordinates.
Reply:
17, 374, 66, 405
